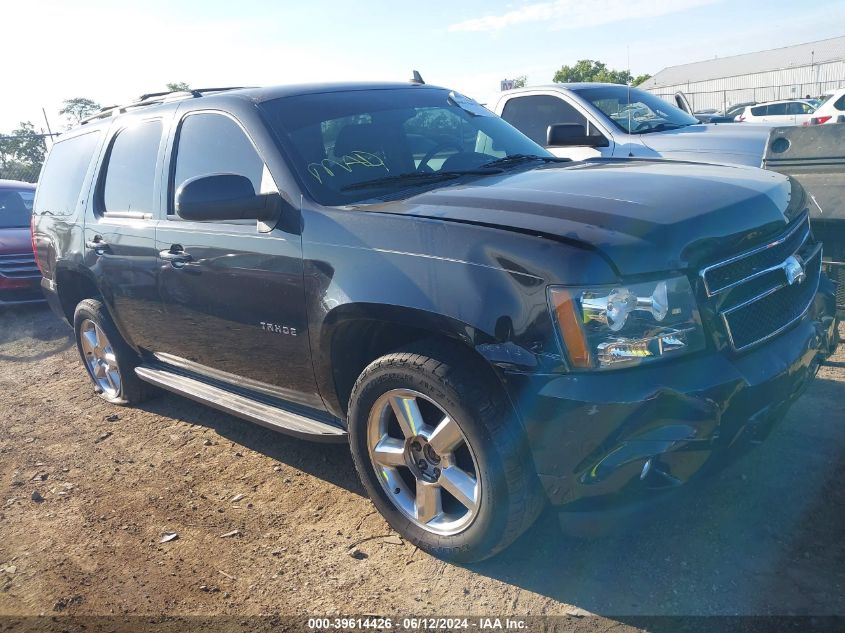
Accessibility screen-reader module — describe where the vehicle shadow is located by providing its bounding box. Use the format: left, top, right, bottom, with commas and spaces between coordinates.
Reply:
467, 374, 845, 616
136, 392, 366, 498
0, 304, 74, 362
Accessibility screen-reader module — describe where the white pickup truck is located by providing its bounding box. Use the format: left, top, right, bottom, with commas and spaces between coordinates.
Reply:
490, 83, 771, 167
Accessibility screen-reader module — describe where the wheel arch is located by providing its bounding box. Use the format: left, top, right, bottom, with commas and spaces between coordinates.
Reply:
54, 263, 102, 324
316, 303, 514, 420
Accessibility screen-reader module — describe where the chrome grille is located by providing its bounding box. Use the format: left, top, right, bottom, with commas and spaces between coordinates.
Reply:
700, 215, 821, 352
701, 215, 810, 296
0, 252, 40, 279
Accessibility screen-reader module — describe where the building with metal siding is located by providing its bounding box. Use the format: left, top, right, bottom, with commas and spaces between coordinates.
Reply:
640, 36, 845, 113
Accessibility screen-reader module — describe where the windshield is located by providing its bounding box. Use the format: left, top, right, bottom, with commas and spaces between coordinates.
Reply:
0, 188, 34, 228
261, 88, 551, 205
572, 85, 700, 134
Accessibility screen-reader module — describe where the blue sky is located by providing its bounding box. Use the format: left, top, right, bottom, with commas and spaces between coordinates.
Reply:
3, 0, 844, 132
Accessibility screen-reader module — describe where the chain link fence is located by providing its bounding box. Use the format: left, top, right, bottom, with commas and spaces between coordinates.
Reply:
0, 133, 50, 183
652, 79, 845, 113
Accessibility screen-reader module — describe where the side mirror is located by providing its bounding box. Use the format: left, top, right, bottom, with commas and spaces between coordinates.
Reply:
546, 123, 609, 148
175, 174, 278, 222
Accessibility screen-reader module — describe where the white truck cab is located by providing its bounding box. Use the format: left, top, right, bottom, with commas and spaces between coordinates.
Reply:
490, 83, 770, 167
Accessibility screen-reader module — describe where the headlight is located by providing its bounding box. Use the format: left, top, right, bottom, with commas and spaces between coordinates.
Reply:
548, 276, 705, 370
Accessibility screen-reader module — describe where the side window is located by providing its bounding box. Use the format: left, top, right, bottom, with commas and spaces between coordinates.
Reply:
834, 94, 845, 111
172, 112, 266, 215
767, 103, 787, 116
102, 120, 162, 215
501, 95, 589, 145
34, 131, 101, 217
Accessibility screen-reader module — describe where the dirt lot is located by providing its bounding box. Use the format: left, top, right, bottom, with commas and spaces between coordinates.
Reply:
0, 305, 844, 626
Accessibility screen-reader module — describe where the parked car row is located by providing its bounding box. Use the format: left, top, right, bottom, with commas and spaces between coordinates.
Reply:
27, 78, 839, 562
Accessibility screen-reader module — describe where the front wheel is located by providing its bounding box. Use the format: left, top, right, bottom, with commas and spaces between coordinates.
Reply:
348, 344, 544, 562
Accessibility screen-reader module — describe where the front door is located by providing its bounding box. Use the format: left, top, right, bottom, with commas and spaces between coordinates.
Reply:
499, 93, 612, 161
154, 110, 322, 410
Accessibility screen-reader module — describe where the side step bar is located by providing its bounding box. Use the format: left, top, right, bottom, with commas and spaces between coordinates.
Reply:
135, 365, 347, 442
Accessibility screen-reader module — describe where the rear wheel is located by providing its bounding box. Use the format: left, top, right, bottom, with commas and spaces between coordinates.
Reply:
73, 299, 155, 405
348, 344, 544, 562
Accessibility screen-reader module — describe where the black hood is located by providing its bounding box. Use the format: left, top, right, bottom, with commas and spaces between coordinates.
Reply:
365, 159, 801, 276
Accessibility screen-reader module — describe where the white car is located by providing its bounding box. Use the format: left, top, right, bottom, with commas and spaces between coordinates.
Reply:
808, 88, 845, 125
490, 84, 772, 166
735, 99, 816, 125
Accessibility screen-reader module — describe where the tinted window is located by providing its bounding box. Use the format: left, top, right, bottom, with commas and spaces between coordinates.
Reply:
767, 103, 788, 115
501, 95, 589, 145
0, 189, 32, 228
34, 131, 101, 217
102, 120, 162, 214
834, 94, 845, 111
751, 105, 767, 116
262, 88, 547, 206
172, 112, 264, 213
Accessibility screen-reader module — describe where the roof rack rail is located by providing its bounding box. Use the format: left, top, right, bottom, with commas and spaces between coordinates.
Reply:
80, 86, 254, 126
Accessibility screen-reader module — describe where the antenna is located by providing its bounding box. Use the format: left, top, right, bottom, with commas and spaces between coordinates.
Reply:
626, 45, 632, 139
410, 70, 425, 85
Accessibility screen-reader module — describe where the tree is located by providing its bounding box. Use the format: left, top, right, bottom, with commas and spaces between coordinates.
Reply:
59, 97, 101, 128
632, 73, 652, 87
0, 121, 46, 182
553, 59, 647, 86
166, 82, 191, 92
512, 75, 527, 88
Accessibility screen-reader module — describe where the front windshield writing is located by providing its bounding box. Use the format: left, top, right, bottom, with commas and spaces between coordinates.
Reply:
574, 85, 699, 135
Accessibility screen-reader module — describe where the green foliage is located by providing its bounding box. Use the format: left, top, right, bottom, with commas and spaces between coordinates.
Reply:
553, 60, 649, 86
0, 121, 46, 182
166, 82, 191, 92
512, 75, 527, 89
59, 97, 102, 128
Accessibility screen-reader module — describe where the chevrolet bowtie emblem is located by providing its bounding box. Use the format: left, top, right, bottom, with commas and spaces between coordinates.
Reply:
783, 255, 806, 286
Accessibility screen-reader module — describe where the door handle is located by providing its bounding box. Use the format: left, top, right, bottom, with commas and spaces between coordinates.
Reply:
85, 236, 110, 254
159, 245, 193, 267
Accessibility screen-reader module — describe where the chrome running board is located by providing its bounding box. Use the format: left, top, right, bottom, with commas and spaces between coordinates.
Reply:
135, 365, 347, 442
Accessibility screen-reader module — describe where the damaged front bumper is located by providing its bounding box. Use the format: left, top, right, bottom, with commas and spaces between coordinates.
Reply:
505, 282, 839, 508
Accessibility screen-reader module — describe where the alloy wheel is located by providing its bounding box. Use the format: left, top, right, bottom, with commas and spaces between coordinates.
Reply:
79, 318, 121, 398
366, 389, 481, 536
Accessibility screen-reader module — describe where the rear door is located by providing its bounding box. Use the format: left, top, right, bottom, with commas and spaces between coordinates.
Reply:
153, 109, 322, 409
84, 115, 168, 351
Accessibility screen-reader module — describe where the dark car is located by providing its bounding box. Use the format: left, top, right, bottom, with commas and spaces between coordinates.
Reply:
31, 83, 839, 562
0, 179, 43, 306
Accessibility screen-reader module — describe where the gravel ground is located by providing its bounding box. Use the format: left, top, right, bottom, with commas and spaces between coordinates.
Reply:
0, 305, 843, 626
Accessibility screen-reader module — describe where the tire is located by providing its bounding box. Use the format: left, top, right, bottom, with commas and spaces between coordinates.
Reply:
348, 342, 544, 562
73, 298, 155, 405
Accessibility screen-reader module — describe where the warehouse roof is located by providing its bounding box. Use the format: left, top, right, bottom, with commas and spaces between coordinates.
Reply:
640, 36, 845, 89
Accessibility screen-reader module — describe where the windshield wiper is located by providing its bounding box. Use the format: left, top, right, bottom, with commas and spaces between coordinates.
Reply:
633, 122, 690, 134
480, 154, 568, 169
340, 169, 500, 192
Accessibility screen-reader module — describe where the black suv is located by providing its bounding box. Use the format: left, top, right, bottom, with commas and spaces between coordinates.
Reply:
32, 83, 839, 561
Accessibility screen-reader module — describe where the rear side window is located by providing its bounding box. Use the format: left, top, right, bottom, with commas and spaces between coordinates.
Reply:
0, 189, 33, 228
171, 112, 265, 215
34, 130, 101, 217
501, 95, 589, 145
834, 94, 845, 111
767, 103, 788, 115
750, 105, 767, 116
102, 120, 162, 215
